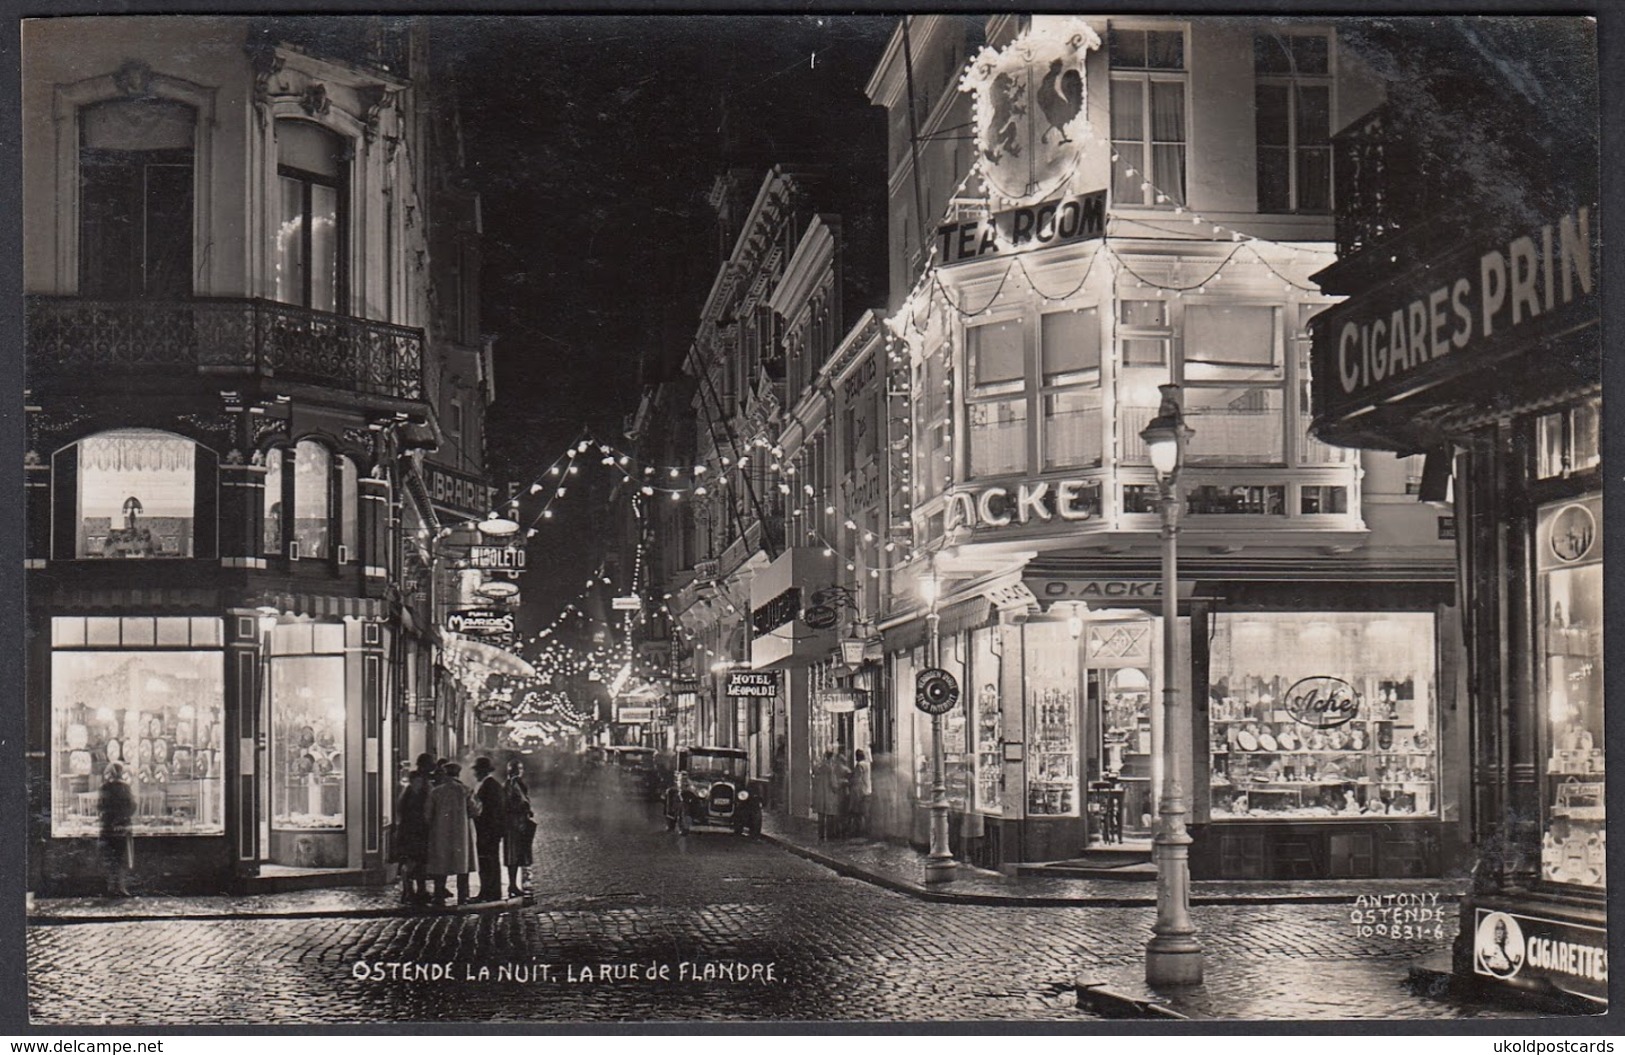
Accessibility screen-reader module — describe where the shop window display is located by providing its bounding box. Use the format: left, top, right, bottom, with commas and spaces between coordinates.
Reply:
1025, 621, 1079, 816
1536, 496, 1604, 890
293, 440, 331, 559
50, 617, 225, 837
1208, 612, 1437, 820
75, 430, 195, 559
970, 627, 1002, 814
270, 655, 346, 830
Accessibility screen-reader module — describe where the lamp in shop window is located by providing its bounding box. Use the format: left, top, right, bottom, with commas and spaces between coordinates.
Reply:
1137, 383, 1203, 985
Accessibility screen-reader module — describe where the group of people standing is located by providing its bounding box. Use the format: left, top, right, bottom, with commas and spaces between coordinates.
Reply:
394, 754, 536, 906
812, 748, 871, 841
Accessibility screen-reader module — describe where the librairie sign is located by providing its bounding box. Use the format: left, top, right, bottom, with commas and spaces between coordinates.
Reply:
446, 608, 514, 636
1473, 908, 1607, 1003
1314, 205, 1597, 418
423, 463, 496, 521
725, 671, 779, 698
469, 545, 526, 570
937, 191, 1106, 266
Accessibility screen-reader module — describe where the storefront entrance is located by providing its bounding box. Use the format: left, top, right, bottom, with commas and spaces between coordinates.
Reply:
260, 622, 352, 869
1080, 617, 1159, 846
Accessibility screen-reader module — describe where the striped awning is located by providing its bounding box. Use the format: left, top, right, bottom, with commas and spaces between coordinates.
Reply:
257, 592, 385, 620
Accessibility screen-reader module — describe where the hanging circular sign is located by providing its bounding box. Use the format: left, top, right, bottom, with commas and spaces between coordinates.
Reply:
802, 604, 839, 631
915, 668, 961, 715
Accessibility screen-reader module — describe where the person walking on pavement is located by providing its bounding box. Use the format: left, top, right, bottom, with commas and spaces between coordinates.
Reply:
812, 751, 833, 841
848, 748, 873, 839
827, 749, 852, 840
470, 757, 505, 901
98, 762, 135, 897
502, 758, 536, 897
425, 761, 479, 905
394, 753, 435, 904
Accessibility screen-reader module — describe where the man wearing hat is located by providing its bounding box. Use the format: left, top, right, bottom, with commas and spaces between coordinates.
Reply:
470, 757, 506, 901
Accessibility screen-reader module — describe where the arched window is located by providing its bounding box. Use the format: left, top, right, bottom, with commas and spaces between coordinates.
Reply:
80, 97, 195, 298
293, 440, 331, 559
57, 429, 216, 559
263, 449, 284, 556
275, 120, 348, 313
338, 455, 359, 562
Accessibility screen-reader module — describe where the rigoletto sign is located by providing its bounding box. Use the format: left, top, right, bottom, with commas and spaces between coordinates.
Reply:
945, 479, 1101, 532
1314, 205, 1597, 418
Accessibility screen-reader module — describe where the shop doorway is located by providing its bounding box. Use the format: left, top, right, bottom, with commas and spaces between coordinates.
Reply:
261, 643, 349, 869
1081, 618, 1157, 847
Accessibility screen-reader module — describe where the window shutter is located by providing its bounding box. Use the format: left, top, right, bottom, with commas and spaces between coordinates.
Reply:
51, 445, 78, 560
193, 445, 219, 560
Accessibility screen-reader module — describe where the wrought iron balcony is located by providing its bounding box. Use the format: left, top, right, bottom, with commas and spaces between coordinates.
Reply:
26, 296, 424, 402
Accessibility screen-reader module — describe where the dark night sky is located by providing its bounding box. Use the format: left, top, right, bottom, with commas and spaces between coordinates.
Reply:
441, 15, 899, 626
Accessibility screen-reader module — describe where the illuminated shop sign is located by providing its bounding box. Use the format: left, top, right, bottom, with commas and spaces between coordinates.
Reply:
945, 479, 1100, 532
1473, 909, 1607, 1004
615, 706, 656, 724
445, 609, 514, 636
751, 588, 802, 638
1314, 205, 1596, 418
468, 545, 526, 570
423, 463, 496, 520
725, 671, 779, 698
937, 191, 1106, 266
1029, 577, 1197, 602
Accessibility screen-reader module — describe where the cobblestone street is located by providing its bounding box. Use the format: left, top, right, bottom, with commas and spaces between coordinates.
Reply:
26, 788, 1553, 1025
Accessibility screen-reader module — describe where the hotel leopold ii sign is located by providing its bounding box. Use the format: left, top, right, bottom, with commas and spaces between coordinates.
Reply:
1313, 204, 1598, 421
1473, 908, 1607, 1004
726, 671, 780, 698
937, 190, 1106, 266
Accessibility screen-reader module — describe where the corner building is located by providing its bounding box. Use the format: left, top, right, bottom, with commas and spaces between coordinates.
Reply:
23, 17, 490, 894
867, 16, 1469, 877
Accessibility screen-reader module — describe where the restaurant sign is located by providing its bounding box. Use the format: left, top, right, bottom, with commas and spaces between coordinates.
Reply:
945, 479, 1101, 533
937, 191, 1106, 266
468, 545, 527, 570
725, 671, 780, 698
1313, 205, 1597, 421
1473, 909, 1607, 1004
615, 706, 656, 724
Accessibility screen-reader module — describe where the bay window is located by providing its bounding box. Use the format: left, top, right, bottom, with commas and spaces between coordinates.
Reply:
1041, 308, 1103, 469
1110, 27, 1187, 207
64, 429, 213, 560
965, 308, 1104, 481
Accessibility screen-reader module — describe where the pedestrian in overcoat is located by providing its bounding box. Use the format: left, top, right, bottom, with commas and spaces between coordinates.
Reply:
98, 762, 135, 897
394, 753, 435, 903
470, 756, 505, 901
502, 758, 535, 897
425, 761, 480, 904
848, 748, 873, 839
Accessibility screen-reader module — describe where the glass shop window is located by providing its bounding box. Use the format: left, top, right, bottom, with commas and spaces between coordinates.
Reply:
79, 97, 195, 298
1535, 397, 1602, 480
275, 120, 347, 313
263, 449, 284, 555
969, 626, 1003, 815
1025, 620, 1080, 817
50, 617, 226, 837
338, 455, 359, 561
74, 430, 196, 559
270, 654, 347, 831
1208, 612, 1438, 821
1536, 496, 1604, 891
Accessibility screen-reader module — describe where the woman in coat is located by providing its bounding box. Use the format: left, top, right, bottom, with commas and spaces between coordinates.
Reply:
502, 758, 535, 898
98, 762, 136, 897
424, 761, 479, 904
394, 753, 435, 904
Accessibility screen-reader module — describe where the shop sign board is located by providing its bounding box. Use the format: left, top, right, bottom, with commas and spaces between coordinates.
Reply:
446, 608, 514, 636
1029, 577, 1197, 603
817, 689, 867, 714
916, 668, 961, 715
1473, 909, 1607, 1004
423, 462, 495, 521
945, 480, 1101, 533
611, 594, 642, 611
802, 605, 839, 630
671, 679, 700, 695
1312, 204, 1597, 423
751, 587, 801, 637
469, 545, 527, 570
726, 671, 779, 698
938, 191, 1106, 266
615, 706, 656, 724
475, 701, 514, 725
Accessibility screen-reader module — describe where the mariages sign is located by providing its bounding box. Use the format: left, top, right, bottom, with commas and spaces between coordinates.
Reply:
446, 608, 515, 637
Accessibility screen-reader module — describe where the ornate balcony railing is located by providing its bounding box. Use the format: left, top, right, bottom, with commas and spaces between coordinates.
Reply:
26, 296, 424, 401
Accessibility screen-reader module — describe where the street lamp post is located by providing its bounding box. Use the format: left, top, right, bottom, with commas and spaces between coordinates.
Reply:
921, 559, 957, 884
1139, 383, 1203, 986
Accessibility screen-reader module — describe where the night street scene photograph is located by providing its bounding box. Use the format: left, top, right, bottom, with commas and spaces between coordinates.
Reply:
14, 10, 1612, 1029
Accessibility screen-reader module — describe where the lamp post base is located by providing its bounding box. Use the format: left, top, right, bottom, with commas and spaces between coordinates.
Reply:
924, 854, 958, 884
1145, 938, 1204, 986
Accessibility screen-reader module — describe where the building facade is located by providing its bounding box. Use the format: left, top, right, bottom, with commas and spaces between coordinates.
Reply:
864, 15, 1469, 877
1307, 22, 1602, 1008
23, 17, 493, 893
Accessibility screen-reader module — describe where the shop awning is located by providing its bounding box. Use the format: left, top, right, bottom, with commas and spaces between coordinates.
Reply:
257, 592, 385, 620
442, 633, 536, 679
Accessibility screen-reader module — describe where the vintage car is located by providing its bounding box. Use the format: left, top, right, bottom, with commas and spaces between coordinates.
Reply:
663, 746, 761, 836
584, 746, 664, 801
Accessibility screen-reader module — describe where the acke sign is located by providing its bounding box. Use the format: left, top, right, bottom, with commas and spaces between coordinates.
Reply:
945, 479, 1099, 532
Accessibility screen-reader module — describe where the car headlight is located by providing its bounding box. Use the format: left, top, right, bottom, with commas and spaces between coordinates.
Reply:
737, 790, 750, 801
697, 785, 709, 798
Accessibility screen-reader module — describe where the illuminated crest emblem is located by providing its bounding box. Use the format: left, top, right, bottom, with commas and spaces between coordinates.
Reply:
961, 18, 1100, 206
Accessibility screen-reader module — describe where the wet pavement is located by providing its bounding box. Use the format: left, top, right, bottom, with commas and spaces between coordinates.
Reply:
26, 786, 1568, 1024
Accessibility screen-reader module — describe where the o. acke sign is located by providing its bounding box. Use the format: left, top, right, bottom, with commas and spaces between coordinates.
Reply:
1318, 205, 1596, 415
